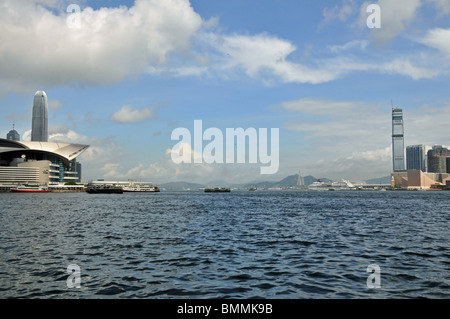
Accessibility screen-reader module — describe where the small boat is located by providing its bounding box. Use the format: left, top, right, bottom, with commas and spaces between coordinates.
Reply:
249, 187, 257, 191
204, 187, 230, 193
10, 185, 50, 193
86, 184, 123, 194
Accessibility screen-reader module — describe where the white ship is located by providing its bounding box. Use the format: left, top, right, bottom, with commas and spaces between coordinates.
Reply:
308, 179, 354, 191
122, 182, 160, 192
88, 180, 160, 192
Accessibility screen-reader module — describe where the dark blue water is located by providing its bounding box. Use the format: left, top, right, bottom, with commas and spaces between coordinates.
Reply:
0, 190, 449, 298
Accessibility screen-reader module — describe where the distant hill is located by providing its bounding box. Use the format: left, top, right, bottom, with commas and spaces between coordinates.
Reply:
159, 174, 389, 191
243, 174, 331, 188
159, 181, 205, 191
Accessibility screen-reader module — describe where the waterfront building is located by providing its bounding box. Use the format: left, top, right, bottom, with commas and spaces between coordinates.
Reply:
31, 91, 49, 142
392, 107, 405, 172
391, 170, 450, 190
427, 145, 449, 174
406, 145, 426, 172
76, 162, 82, 183
0, 138, 89, 185
6, 124, 20, 141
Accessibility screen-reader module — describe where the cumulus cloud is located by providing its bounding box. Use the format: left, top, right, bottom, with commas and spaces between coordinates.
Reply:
110, 105, 155, 123
419, 28, 450, 57
0, 0, 202, 95
280, 98, 392, 179
358, 0, 422, 45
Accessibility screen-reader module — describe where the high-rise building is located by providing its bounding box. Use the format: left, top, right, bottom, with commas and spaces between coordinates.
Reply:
427, 145, 449, 173
31, 91, 48, 142
392, 107, 405, 172
6, 124, 20, 141
406, 145, 426, 172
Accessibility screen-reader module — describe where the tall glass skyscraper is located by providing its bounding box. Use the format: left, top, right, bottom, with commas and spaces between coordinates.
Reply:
392, 107, 405, 172
31, 91, 48, 142
406, 145, 426, 172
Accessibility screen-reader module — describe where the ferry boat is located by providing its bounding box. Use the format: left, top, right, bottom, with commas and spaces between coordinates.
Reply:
122, 183, 160, 192
86, 184, 123, 194
204, 187, 230, 193
308, 180, 350, 191
10, 185, 51, 193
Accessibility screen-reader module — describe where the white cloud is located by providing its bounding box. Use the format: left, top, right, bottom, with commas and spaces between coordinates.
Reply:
320, 0, 358, 27
110, 105, 155, 123
0, 0, 202, 95
381, 59, 439, 80
328, 40, 369, 53
281, 98, 392, 179
359, 0, 422, 45
48, 99, 63, 110
427, 0, 450, 14
420, 28, 450, 57
196, 31, 441, 84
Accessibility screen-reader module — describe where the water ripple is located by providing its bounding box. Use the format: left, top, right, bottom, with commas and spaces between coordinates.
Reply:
0, 190, 449, 298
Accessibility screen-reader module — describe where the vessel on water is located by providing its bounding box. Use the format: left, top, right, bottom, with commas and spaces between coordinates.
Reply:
204, 187, 231, 193
122, 182, 160, 192
10, 185, 50, 193
308, 179, 352, 191
86, 183, 123, 194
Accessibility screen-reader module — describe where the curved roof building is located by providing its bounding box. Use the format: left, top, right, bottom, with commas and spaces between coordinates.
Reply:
0, 138, 89, 185
31, 91, 48, 142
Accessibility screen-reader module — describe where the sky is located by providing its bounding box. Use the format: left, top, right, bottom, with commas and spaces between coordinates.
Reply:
1, 0, 449, 184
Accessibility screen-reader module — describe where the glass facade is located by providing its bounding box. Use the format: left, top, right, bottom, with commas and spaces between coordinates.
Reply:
31, 91, 48, 142
406, 145, 426, 172
392, 108, 405, 172
427, 145, 449, 174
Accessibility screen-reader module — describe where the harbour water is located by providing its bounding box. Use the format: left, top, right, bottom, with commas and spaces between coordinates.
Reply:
0, 190, 449, 299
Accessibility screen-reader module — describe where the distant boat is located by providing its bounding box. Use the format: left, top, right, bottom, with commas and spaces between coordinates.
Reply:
122, 183, 160, 192
86, 184, 123, 194
249, 187, 257, 191
10, 185, 50, 193
204, 187, 230, 193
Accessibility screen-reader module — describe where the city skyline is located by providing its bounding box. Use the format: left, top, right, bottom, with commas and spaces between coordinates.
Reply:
1, 0, 450, 184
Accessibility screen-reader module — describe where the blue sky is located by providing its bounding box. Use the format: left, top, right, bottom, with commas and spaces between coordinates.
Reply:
1, 0, 450, 184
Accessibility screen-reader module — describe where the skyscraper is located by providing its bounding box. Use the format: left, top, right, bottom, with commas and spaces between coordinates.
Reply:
427, 145, 449, 173
31, 90, 48, 142
392, 107, 405, 172
406, 145, 426, 172
6, 124, 20, 141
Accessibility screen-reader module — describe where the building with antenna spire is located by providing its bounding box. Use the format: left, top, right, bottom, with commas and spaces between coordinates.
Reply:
0, 91, 89, 187
6, 123, 20, 141
392, 107, 405, 172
